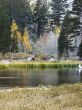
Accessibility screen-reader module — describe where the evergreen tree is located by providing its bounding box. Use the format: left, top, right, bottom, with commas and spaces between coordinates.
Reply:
33, 0, 49, 38
72, 0, 82, 33
58, 11, 80, 58
11, 0, 33, 31
71, 0, 82, 50
0, 0, 11, 53
58, 11, 70, 58
58, 0, 82, 59
72, 0, 81, 16
51, 0, 68, 27
77, 40, 82, 59
80, 0, 82, 7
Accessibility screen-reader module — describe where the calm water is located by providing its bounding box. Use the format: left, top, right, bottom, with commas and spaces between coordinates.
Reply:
0, 68, 81, 88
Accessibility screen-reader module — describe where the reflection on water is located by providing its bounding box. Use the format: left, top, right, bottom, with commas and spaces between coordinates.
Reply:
0, 68, 81, 88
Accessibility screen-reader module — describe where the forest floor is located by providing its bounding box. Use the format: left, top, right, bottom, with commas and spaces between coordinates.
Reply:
0, 83, 82, 110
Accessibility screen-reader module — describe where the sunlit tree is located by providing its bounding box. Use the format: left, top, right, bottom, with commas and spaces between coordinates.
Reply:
10, 20, 21, 52
53, 26, 61, 34
21, 27, 32, 52
11, 20, 18, 32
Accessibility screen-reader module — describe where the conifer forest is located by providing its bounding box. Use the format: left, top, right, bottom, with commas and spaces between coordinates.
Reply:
0, 0, 81, 61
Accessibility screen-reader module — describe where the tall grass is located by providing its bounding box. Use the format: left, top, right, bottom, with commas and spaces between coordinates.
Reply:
0, 64, 9, 69
0, 61, 81, 69
8, 61, 80, 69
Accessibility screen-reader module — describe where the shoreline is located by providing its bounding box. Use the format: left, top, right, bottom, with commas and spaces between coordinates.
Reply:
0, 61, 81, 69
0, 82, 81, 91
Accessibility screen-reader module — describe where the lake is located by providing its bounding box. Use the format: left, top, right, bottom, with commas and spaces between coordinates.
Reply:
0, 68, 81, 88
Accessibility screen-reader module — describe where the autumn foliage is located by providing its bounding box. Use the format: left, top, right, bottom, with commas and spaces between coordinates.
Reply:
10, 20, 32, 52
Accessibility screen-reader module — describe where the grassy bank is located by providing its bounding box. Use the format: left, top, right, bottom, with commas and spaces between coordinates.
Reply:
0, 83, 82, 110
0, 61, 81, 69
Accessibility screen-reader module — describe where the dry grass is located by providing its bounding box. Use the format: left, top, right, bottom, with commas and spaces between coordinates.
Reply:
0, 84, 82, 110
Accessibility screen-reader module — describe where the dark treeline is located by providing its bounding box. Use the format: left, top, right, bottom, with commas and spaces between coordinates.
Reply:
0, 0, 82, 59
58, 0, 82, 59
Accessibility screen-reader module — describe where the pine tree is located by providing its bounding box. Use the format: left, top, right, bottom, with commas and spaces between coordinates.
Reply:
58, 11, 80, 58
80, 0, 82, 6
33, 0, 49, 38
77, 40, 82, 59
72, 0, 81, 16
21, 27, 32, 52
71, 0, 82, 51
0, 0, 11, 53
11, 0, 33, 32
72, 0, 82, 33
51, 0, 68, 27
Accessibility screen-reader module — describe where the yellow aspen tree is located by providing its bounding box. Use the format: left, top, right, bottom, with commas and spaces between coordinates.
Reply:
22, 27, 32, 52
54, 26, 61, 34
10, 20, 22, 52
11, 19, 21, 40
16, 31, 21, 41
11, 19, 18, 33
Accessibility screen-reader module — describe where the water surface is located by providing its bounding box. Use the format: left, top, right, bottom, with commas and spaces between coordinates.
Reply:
0, 68, 81, 88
